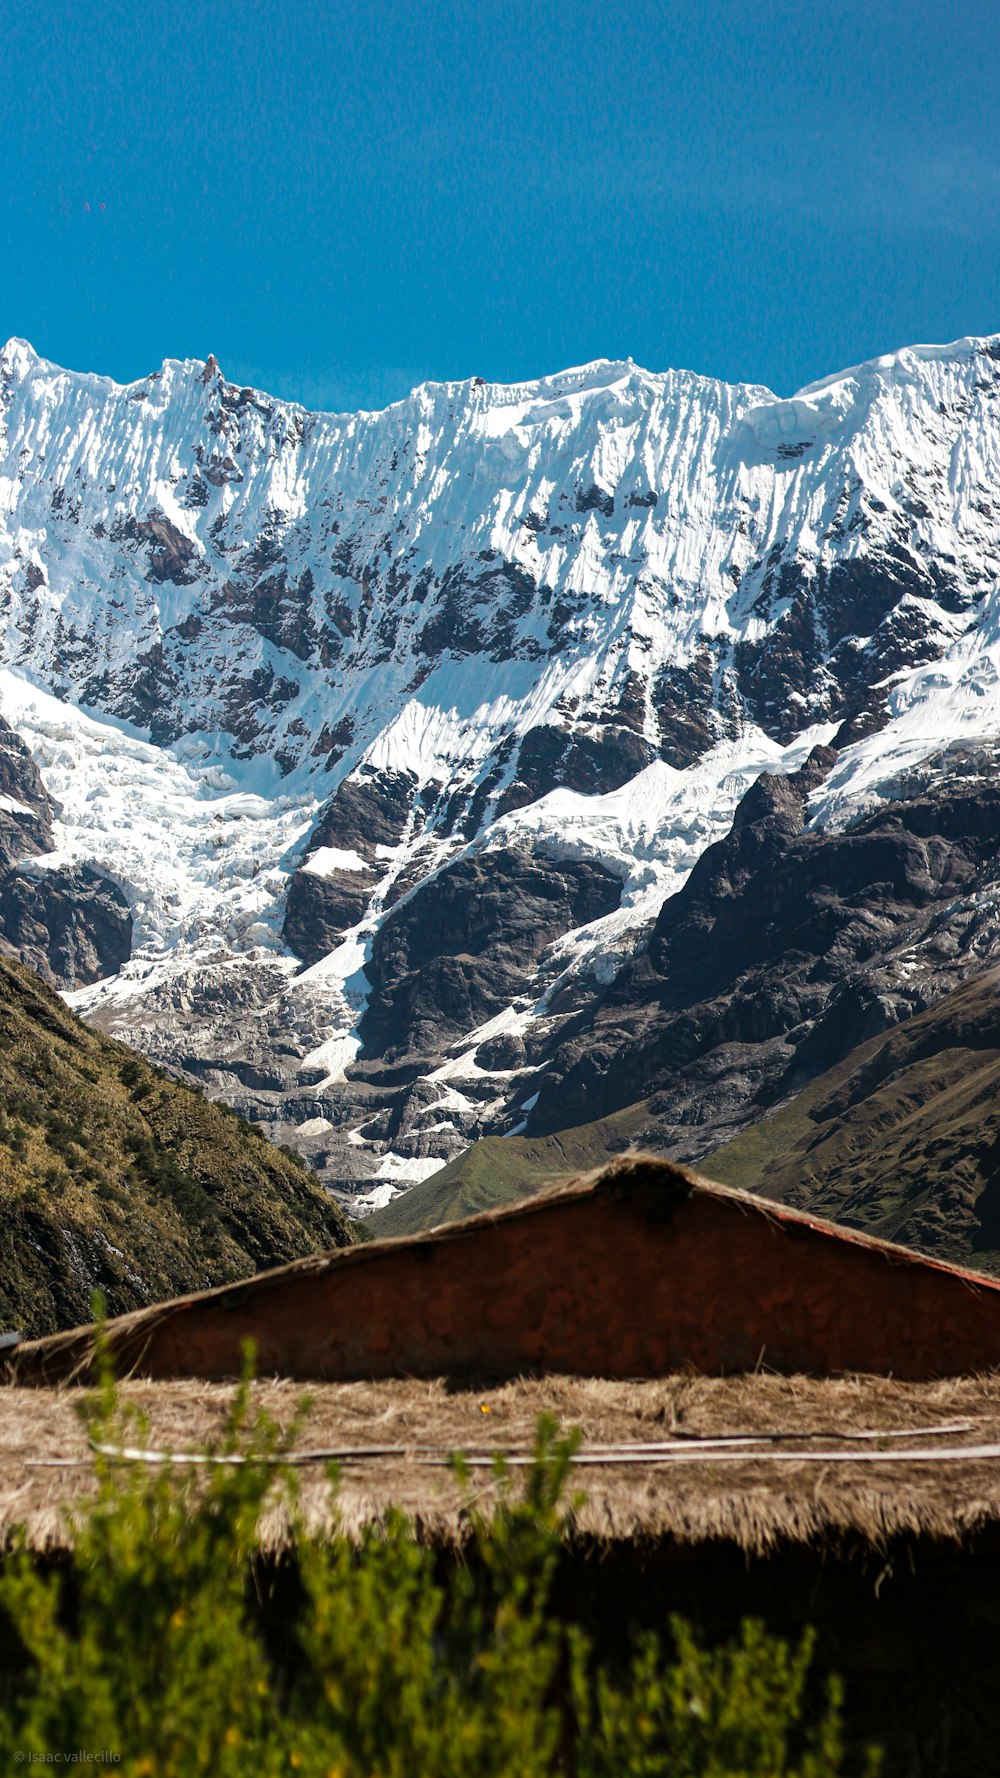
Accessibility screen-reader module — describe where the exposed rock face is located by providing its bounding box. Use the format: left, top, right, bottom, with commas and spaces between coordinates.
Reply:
496, 724, 656, 816
308, 767, 416, 861
282, 865, 374, 965
528, 745, 1000, 1157
475, 1032, 527, 1071
0, 711, 132, 989
280, 767, 416, 961
0, 712, 52, 868
652, 652, 721, 769
6, 335, 1000, 1209
0, 864, 133, 988
359, 846, 623, 1061
732, 557, 955, 746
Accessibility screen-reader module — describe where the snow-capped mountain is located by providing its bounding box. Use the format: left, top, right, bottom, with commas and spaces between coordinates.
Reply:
4, 332, 1000, 1210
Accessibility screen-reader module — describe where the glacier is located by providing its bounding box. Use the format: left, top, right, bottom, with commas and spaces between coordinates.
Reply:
3, 332, 1000, 1206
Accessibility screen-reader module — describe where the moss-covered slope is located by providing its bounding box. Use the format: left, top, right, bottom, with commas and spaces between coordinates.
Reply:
0, 957, 353, 1336
364, 1102, 650, 1239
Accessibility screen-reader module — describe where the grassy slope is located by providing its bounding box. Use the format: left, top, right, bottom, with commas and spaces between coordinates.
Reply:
369, 966, 1000, 1272
364, 1102, 651, 1239
0, 957, 353, 1336
706, 967, 1000, 1269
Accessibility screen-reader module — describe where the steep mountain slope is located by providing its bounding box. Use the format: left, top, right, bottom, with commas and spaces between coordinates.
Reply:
4, 334, 1000, 1208
705, 966, 1000, 1269
368, 964, 1000, 1270
525, 735, 1000, 1149
0, 956, 353, 1336
363, 1102, 650, 1238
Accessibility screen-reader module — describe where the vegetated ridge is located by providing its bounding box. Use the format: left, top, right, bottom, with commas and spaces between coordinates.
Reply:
0, 956, 353, 1336
363, 1102, 650, 1239
705, 964, 1000, 1270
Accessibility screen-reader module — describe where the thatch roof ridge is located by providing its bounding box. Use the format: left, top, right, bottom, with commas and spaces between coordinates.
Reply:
373, 1152, 1000, 1289
6, 1372, 1000, 1558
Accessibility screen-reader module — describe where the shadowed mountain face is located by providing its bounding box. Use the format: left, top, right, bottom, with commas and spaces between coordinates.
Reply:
368, 967, 1000, 1270
367, 741, 1000, 1251
526, 745, 1000, 1161
0, 956, 353, 1337
358, 847, 623, 1062
6, 335, 1000, 1213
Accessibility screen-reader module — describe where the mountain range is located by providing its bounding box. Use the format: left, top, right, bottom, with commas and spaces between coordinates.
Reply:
4, 331, 1000, 1229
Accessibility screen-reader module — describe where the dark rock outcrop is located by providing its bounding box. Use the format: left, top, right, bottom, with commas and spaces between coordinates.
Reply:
733, 556, 957, 744
280, 767, 416, 962
652, 652, 719, 769
0, 715, 131, 990
309, 768, 416, 862
496, 723, 655, 816
359, 845, 623, 1060
527, 744, 1000, 1154
0, 714, 53, 869
125, 513, 200, 585
282, 864, 373, 965
706, 965, 1000, 1267
475, 1032, 527, 1072
0, 864, 133, 988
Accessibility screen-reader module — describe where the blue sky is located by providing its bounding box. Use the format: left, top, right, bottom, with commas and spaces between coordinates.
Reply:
4, 0, 999, 409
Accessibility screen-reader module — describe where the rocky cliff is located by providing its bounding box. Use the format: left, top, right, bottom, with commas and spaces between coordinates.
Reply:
4, 334, 1000, 1209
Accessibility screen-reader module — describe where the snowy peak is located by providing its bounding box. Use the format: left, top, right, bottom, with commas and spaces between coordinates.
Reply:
3, 331, 1000, 1208
4, 326, 1000, 805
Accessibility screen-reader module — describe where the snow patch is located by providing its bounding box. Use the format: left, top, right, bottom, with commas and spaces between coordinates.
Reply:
301, 846, 370, 876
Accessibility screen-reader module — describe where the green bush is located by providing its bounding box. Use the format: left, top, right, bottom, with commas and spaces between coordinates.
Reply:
0, 1356, 879, 1777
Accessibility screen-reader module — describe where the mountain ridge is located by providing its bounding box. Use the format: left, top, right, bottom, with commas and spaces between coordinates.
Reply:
366, 961, 1000, 1271
9, 327, 999, 415
5, 330, 1000, 1210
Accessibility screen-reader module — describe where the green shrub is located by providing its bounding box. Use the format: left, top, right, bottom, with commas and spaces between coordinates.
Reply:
0, 1355, 878, 1777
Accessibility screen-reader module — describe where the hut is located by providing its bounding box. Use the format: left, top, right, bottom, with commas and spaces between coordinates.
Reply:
6, 1157, 1000, 1772
10, 1157, 1000, 1386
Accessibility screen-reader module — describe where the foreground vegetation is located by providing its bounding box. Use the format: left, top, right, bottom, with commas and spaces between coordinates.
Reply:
0, 957, 352, 1335
0, 1353, 878, 1776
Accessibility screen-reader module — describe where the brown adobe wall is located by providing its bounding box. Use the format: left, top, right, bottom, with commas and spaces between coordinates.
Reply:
12, 1159, 1000, 1385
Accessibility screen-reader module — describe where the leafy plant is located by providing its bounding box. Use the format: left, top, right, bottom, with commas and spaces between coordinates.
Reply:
0, 1351, 878, 1777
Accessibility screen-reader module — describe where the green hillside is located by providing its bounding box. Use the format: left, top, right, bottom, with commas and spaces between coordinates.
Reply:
706, 966, 1000, 1269
364, 1101, 650, 1238
367, 964, 1000, 1273
0, 956, 354, 1336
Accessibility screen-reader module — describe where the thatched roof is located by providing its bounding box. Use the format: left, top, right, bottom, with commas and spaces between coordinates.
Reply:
8, 1370, 1000, 1557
